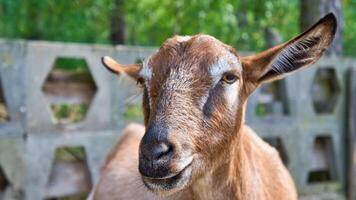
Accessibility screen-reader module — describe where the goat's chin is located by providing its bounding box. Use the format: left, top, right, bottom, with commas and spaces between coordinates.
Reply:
141, 163, 193, 197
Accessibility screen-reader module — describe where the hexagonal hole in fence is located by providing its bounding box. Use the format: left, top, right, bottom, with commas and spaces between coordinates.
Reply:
44, 146, 92, 200
0, 77, 10, 123
0, 165, 10, 197
263, 137, 289, 165
307, 136, 336, 183
311, 68, 340, 114
255, 80, 289, 117
42, 57, 97, 125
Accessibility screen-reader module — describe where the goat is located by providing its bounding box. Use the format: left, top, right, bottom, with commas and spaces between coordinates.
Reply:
92, 13, 336, 200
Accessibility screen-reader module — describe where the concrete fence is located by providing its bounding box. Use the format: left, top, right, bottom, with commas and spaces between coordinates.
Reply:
0, 39, 354, 200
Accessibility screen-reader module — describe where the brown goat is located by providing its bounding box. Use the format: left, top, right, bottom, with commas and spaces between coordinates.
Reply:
92, 14, 336, 200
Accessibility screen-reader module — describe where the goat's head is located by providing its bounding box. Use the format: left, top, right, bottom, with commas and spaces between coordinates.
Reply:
102, 14, 336, 197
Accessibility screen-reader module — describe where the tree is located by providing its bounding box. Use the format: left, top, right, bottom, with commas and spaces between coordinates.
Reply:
110, 0, 126, 44
300, 0, 343, 55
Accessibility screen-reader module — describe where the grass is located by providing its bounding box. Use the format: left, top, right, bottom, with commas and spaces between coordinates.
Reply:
54, 146, 86, 161
51, 104, 88, 124
123, 104, 143, 122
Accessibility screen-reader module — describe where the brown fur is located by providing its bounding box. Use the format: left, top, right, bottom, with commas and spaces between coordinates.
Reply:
93, 124, 192, 200
95, 14, 336, 200
93, 123, 296, 200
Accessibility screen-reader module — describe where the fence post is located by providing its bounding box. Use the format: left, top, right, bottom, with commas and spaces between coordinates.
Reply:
348, 67, 356, 200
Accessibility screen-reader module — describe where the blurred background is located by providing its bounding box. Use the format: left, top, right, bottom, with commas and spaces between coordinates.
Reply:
0, 0, 355, 200
0, 0, 354, 55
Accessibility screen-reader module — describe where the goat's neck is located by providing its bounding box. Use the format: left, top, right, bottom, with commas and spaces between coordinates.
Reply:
191, 115, 249, 199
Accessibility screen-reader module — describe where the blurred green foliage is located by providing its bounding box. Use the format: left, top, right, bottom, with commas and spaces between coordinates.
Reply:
0, 0, 113, 43
53, 58, 89, 71
123, 104, 144, 122
54, 146, 86, 161
344, 0, 356, 56
0, 0, 355, 55
51, 104, 88, 123
125, 0, 299, 52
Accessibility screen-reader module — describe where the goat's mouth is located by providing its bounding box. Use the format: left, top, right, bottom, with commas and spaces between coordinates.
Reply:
141, 161, 193, 196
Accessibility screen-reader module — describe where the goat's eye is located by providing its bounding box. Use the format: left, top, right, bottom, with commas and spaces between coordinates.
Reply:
221, 74, 238, 84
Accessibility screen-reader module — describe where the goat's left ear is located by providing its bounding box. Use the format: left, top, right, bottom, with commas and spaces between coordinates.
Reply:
101, 56, 141, 80
242, 13, 337, 84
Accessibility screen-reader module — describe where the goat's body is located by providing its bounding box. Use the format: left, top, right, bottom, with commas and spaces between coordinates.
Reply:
93, 123, 297, 200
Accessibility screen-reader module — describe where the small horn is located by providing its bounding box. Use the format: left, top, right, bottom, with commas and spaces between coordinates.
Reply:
101, 56, 141, 79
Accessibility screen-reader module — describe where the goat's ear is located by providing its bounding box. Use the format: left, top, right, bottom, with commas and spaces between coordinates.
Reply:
242, 13, 337, 84
101, 56, 141, 80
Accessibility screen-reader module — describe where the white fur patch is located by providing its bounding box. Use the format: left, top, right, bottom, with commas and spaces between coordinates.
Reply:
86, 185, 95, 200
139, 57, 153, 108
224, 82, 239, 110
208, 54, 241, 109
199, 91, 210, 110
175, 156, 193, 172
176, 36, 192, 42
210, 58, 231, 84
209, 54, 241, 84
139, 57, 152, 79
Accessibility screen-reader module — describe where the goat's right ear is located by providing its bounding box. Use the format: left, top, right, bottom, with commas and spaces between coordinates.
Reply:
242, 13, 337, 85
101, 56, 141, 80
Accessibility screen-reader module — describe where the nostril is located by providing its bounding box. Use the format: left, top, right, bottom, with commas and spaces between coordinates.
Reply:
142, 142, 174, 161
153, 143, 173, 159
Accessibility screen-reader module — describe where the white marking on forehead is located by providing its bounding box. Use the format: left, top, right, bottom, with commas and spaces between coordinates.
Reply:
176, 36, 192, 42
209, 53, 241, 84
139, 57, 152, 79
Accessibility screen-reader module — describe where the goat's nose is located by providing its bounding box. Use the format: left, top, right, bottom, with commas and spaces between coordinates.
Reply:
141, 141, 173, 161
139, 124, 177, 178
140, 124, 174, 161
